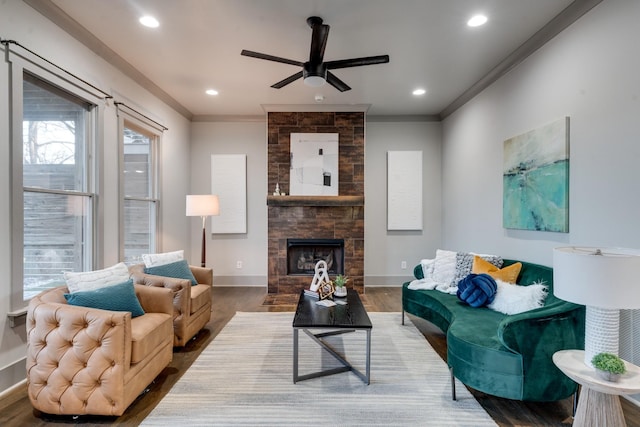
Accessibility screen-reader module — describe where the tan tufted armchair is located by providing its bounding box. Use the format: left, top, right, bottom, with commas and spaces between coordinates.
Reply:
129, 264, 213, 347
26, 284, 174, 416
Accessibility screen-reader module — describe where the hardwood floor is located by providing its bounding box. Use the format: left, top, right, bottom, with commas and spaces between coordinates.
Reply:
2, 286, 639, 426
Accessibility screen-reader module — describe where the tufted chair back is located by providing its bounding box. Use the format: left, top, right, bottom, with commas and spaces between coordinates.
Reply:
26, 284, 174, 416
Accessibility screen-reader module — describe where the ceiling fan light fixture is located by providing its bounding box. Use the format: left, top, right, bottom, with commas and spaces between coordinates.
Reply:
303, 62, 327, 87
304, 75, 326, 87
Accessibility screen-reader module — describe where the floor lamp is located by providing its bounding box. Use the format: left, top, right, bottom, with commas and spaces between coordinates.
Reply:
553, 246, 640, 366
186, 195, 219, 267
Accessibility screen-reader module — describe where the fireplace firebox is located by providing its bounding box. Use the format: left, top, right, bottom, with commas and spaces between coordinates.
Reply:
287, 238, 344, 276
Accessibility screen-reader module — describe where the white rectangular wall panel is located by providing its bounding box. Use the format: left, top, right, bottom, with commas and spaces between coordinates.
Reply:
211, 154, 247, 234
387, 151, 422, 230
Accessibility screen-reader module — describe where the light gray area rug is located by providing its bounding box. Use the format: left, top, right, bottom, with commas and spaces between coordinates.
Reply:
142, 312, 497, 426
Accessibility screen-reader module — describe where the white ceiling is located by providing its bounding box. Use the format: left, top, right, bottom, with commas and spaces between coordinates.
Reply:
36, 0, 586, 118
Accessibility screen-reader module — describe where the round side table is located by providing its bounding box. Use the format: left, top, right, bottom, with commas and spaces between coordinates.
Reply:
553, 350, 640, 427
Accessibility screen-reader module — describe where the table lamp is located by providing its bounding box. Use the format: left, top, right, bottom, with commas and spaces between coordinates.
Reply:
553, 246, 640, 366
186, 194, 219, 267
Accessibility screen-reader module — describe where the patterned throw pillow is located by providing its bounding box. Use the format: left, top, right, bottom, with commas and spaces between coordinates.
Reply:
64, 279, 145, 318
64, 262, 131, 294
453, 252, 503, 286
142, 250, 184, 268
144, 259, 197, 285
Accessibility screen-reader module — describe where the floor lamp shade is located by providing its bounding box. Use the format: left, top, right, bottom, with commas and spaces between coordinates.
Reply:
186, 195, 219, 267
186, 195, 220, 217
553, 246, 640, 365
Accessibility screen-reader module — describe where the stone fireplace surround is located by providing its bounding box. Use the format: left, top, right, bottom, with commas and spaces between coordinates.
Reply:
267, 112, 365, 295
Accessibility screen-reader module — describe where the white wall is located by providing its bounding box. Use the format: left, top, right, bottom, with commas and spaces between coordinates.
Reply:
0, 1, 191, 394
189, 119, 442, 286
190, 121, 268, 285
365, 121, 442, 284
441, 0, 640, 266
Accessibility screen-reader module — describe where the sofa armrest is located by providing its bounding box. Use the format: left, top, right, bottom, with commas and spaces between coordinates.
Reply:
498, 302, 585, 355
190, 265, 213, 286
134, 284, 173, 315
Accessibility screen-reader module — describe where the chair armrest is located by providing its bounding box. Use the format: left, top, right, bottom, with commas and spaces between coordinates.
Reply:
27, 297, 132, 414
130, 271, 190, 318
498, 302, 585, 355
134, 284, 173, 315
190, 265, 213, 286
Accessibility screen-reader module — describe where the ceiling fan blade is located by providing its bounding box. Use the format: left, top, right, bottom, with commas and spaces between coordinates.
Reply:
271, 71, 304, 89
309, 23, 329, 64
326, 71, 351, 92
325, 55, 390, 70
241, 50, 303, 67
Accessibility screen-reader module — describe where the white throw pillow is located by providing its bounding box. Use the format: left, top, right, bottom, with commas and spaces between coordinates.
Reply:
420, 259, 435, 279
431, 249, 457, 285
64, 262, 131, 294
142, 250, 184, 268
487, 279, 548, 315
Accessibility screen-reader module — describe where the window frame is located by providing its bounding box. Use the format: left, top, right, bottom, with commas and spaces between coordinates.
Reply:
8, 50, 105, 309
117, 104, 162, 263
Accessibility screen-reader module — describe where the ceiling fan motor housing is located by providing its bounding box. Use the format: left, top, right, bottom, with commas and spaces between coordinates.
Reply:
303, 62, 327, 86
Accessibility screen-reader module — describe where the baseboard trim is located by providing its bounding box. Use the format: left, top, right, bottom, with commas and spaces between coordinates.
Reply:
213, 276, 267, 287
365, 276, 411, 287
0, 357, 26, 397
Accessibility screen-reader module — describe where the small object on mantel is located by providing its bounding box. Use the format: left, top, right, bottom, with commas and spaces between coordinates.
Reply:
273, 183, 281, 196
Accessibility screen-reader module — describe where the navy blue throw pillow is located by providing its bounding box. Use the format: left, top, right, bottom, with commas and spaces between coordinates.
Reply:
457, 273, 497, 308
64, 279, 145, 318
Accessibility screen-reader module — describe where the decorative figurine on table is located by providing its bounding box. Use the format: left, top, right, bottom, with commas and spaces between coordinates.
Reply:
307, 260, 334, 300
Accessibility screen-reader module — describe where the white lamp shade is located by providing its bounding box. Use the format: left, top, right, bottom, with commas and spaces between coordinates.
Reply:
186, 194, 219, 217
553, 246, 640, 309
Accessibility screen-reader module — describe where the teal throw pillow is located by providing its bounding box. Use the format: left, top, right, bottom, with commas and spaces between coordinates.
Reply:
144, 259, 197, 285
64, 279, 145, 318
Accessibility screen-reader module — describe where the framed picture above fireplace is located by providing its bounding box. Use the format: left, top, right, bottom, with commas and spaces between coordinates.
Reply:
290, 133, 339, 196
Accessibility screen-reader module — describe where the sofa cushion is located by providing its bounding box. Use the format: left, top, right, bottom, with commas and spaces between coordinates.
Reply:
144, 259, 197, 285
64, 279, 145, 318
130, 312, 173, 363
64, 262, 130, 293
473, 256, 522, 283
190, 284, 211, 315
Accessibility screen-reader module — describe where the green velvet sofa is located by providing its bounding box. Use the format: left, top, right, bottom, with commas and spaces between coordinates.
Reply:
402, 259, 585, 401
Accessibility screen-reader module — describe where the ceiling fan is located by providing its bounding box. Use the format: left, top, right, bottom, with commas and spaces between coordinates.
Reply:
241, 16, 389, 92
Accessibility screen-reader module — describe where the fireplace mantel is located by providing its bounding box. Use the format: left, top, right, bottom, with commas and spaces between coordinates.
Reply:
267, 195, 364, 207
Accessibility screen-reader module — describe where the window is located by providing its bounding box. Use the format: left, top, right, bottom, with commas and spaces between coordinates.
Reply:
119, 107, 161, 263
21, 73, 96, 300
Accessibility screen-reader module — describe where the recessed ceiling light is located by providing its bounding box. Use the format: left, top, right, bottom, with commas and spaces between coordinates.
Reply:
205, 89, 219, 96
139, 15, 159, 28
467, 14, 488, 27
412, 88, 426, 96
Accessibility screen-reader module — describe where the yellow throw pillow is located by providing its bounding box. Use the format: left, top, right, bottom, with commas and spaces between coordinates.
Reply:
472, 255, 522, 284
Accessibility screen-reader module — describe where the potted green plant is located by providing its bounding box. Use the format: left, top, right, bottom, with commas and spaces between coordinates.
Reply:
591, 352, 626, 382
333, 274, 349, 297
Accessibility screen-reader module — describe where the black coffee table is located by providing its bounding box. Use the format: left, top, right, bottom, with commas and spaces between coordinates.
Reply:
292, 289, 372, 384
